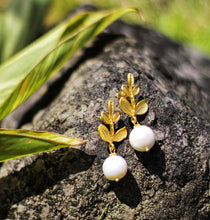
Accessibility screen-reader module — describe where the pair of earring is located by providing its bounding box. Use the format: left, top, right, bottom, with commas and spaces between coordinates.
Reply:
98, 73, 155, 182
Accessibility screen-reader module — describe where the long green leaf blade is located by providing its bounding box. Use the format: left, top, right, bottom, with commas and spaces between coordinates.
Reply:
0, 0, 50, 63
0, 13, 90, 106
0, 7, 139, 120
0, 128, 85, 162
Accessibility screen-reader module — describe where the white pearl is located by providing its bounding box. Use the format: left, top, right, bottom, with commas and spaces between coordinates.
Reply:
129, 125, 155, 152
102, 154, 127, 182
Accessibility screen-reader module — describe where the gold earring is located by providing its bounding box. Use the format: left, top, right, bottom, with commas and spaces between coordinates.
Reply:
98, 100, 127, 182
117, 73, 155, 152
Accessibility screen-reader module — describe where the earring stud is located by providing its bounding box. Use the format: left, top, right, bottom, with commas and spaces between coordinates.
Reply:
98, 100, 128, 182
117, 73, 155, 152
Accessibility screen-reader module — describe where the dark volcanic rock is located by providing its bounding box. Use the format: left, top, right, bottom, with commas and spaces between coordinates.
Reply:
0, 21, 209, 219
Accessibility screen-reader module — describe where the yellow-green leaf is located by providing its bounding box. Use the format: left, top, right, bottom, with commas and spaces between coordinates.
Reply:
0, 128, 85, 162
98, 124, 111, 143
135, 99, 148, 115
116, 91, 126, 99
112, 127, 127, 142
121, 85, 130, 96
108, 100, 115, 116
0, 0, 50, 63
127, 73, 134, 87
119, 97, 134, 116
0, 7, 140, 120
100, 112, 111, 124
132, 85, 140, 95
112, 112, 120, 122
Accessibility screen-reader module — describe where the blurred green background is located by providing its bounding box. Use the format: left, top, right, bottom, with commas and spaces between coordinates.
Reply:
1, 0, 210, 57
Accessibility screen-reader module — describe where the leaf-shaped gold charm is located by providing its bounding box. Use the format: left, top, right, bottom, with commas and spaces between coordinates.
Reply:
112, 112, 120, 122
117, 91, 125, 99
100, 112, 111, 124
121, 85, 130, 96
135, 99, 148, 115
98, 124, 111, 143
108, 100, 115, 116
112, 126, 127, 142
127, 73, 134, 87
132, 85, 140, 95
119, 97, 134, 116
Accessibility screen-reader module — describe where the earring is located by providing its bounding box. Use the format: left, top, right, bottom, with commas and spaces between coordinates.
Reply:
98, 100, 128, 182
117, 73, 155, 152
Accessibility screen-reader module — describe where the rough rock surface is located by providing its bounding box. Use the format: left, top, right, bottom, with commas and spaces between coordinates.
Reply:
0, 21, 209, 219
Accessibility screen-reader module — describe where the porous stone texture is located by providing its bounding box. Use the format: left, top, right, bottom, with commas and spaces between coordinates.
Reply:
0, 21, 209, 219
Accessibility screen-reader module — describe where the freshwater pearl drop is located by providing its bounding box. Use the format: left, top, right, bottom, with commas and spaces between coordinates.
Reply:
129, 125, 155, 152
102, 154, 127, 182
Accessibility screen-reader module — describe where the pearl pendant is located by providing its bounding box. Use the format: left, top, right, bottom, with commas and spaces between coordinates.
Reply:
102, 154, 128, 182
129, 125, 155, 152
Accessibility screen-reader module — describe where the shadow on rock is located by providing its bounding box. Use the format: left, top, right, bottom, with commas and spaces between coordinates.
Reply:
0, 149, 95, 219
136, 142, 166, 180
111, 170, 141, 208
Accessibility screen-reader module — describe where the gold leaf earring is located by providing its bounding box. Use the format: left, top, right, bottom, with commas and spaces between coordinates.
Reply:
117, 73, 155, 152
98, 100, 128, 182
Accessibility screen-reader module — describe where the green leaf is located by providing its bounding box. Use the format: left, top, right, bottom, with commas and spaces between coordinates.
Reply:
0, 0, 50, 63
0, 128, 85, 162
0, 7, 139, 121
0, 8, 140, 162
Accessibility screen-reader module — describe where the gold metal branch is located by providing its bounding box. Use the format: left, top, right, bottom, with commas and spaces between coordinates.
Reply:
98, 100, 127, 154
117, 73, 148, 126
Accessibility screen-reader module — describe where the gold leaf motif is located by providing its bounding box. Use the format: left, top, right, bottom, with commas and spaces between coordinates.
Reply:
98, 124, 111, 143
132, 85, 140, 95
117, 91, 125, 99
112, 112, 120, 122
112, 127, 127, 142
108, 100, 115, 116
100, 112, 110, 124
135, 99, 148, 115
119, 97, 134, 116
127, 73, 134, 87
121, 85, 130, 96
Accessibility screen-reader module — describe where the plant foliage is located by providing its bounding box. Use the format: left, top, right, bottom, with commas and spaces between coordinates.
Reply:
0, 7, 140, 162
